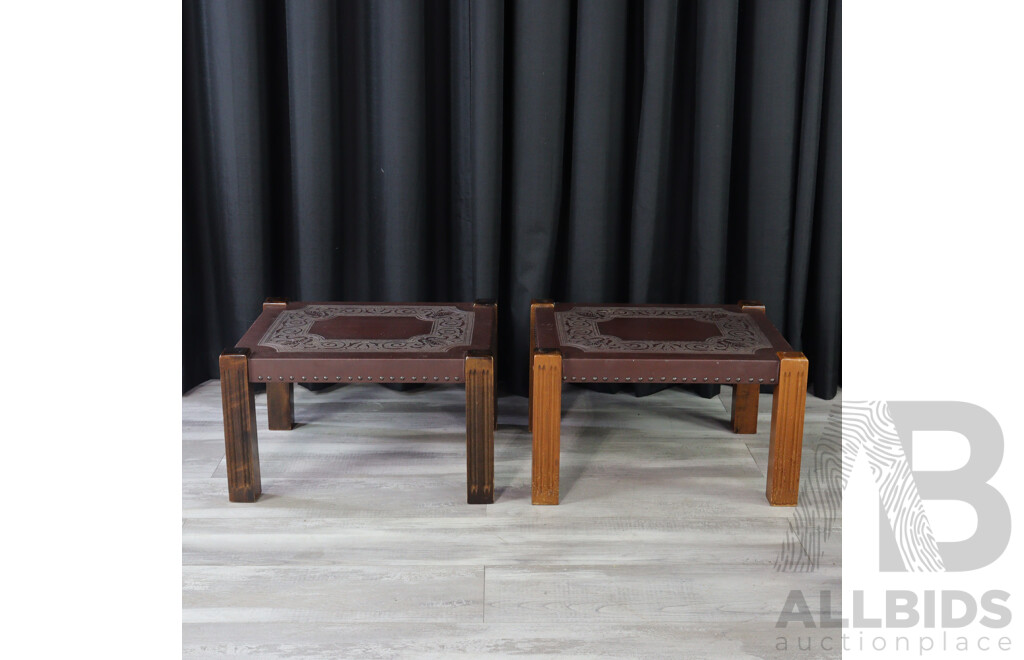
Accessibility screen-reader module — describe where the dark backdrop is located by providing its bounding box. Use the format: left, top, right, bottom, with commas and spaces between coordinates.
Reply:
184, 0, 841, 399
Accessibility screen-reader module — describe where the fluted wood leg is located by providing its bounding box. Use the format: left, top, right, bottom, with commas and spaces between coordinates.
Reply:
766, 352, 808, 506
465, 352, 495, 504
219, 348, 261, 503
531, 349, 562, 505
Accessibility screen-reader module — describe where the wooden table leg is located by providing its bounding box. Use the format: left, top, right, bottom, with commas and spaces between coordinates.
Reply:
531, 349, 562, 505
766, 352, 808, 506
528, 305, 536, 432
475, 300, 499, 431
267, 382, 294, 430
734, 300, 764, 434
528, 300, 552, 433
219, 348, 261, 503
465, 352, 495, 504
731, 384, 759, 434
262, 297, 294, 431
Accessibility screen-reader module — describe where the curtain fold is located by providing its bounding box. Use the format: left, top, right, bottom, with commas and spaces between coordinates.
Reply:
183, 0, 841, 399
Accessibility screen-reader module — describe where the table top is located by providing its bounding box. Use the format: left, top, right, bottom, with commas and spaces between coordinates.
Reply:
533, 303, 795, 383
234, 302, 496, 383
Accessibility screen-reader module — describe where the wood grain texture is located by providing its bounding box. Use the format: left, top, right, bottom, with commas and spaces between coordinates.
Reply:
485, 564, 838, 623
465, 352, 495, 504
528, 300, 553, 433
219, 349, 261, 502
266, 382, 294, 431
766, 351, 809, 506
183, 621, 836, 659
731, 383, 759, 434
734, 300, 766, 438
262, 298, 295, 433
184, 565, 483, 623
183, 515, 801, 566
531, 349, 562, 505
475, 300, 499, 430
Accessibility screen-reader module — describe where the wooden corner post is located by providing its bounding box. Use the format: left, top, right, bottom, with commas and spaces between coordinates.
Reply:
219, 348, 261, 502
465, 351, 495, 504
531, 348, 562, 505
732, 300, 765, 434
475, 299, 498, 430
766, 351, 809, 506
263, 298, 294, 430
529, 300, 552, 433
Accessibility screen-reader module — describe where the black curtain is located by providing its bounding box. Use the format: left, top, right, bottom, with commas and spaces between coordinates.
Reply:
184, 0, 841, 399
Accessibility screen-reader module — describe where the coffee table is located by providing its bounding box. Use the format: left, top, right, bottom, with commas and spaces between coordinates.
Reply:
220, 299, 497, 504
528, 300, 808, 506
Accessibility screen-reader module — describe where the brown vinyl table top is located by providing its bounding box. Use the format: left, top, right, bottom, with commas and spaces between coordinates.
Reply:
534, 303, 795, 384
234, 302, 495, 383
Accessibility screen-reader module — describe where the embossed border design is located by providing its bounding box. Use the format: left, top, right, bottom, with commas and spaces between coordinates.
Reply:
555, 306, 772, 354
258, 305, 475, 353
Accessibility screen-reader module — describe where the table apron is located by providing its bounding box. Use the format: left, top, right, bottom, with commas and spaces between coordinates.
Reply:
247, 357, 467, 383
560, 358, 780, 384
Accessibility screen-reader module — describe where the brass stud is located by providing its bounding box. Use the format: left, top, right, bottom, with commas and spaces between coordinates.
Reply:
563, 377, 567, 381
279, 376, 284, 381
759, 378, 764, 383
625, 378, 631, 381
454, 377, 459, 381
703, 377, 708, 382
257, 376, 263, 380
302, 376, 307, 381
749, 378, 755, 382
660, 377, 666, 381
714, 377, 719, 382
313, 376, 317, 380
411, 377, 416, 381
603, 377, 608, 381
614, 377, 619, 381
289, 376, 294, 381
672, 377, 678, 381
725, 377, 731, 382
357, 376, 362, 380
389, 376, 394, 381
347, 377, 353, 381
379, 376, 384, 381
433, 377, 439, 381
444, 377, 450, 381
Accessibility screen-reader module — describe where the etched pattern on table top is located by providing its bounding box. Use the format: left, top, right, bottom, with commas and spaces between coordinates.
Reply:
555, 306, 772, 354
258, 305, 475, 353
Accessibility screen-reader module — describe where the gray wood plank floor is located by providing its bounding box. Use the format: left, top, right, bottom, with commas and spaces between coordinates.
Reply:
183, 381, 841, 659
